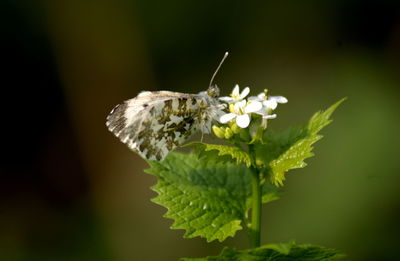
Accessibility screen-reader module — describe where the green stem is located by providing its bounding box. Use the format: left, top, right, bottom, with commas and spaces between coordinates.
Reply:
250, 167, 261, 248
247, 144, 262, 248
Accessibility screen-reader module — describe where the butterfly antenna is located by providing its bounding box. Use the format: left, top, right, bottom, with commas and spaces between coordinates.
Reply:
209, 51, 229, 87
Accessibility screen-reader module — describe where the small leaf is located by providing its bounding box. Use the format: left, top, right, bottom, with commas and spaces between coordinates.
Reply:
187, 142, 253, 167
182, 242, 345, 261
145, 152, 278, 242
255, 98, 346, 186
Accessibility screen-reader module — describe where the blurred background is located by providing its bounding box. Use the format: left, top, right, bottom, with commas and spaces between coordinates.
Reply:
1, 0, 399, 260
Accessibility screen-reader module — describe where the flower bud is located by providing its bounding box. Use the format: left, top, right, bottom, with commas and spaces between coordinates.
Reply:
230, 123, 241, 134
212, 125, 225, 139
224, 127, 234, 139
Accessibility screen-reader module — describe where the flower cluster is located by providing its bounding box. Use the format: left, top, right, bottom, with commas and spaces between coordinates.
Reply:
213, 85, 287, 141
219, 85, 287, 128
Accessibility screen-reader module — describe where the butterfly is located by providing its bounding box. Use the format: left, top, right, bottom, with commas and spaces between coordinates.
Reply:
106, 86, 221, 160
106, 53, 228, 161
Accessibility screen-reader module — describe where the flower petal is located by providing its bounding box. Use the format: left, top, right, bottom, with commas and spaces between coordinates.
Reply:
219, 113, 236, 123
270, 96, 288, 103
254, 109, 267, 116
244, 101, 263, 113
219, 96, 234, 102
236, 114, 250, 128
263, 114, 277, 119
247, 95, 260, 101
239, 87, 250, 99
232, 84, 240, 96
263, 99, 278, 110
257, 93, 266, 99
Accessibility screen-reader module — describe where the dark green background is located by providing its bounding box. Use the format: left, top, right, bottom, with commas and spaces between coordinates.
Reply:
1, 0, 399, 260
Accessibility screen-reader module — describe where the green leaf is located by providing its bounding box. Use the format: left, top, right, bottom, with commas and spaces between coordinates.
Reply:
145, 152, 278, 242
187, 142, 253, 167
255, 98, 346, 186
182, 242, 345, 261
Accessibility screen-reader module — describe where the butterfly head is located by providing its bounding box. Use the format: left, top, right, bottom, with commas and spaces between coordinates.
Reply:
206, 85, 220, 98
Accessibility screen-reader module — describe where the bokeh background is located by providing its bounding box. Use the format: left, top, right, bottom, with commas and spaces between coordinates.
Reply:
1, 0, 400, 260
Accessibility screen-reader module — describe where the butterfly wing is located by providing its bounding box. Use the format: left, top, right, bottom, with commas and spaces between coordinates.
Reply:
106, 91, 204, 160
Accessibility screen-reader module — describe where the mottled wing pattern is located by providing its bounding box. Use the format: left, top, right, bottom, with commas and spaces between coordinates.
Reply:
106, 91, 209, 161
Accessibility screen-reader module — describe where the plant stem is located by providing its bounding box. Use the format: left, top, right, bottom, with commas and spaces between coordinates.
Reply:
250, 167, 261, 248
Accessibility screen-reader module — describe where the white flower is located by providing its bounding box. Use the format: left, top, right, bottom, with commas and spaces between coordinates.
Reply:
219, 84, 250, 103
219, 100, 262, 128
248, 90, 288, 127
249, 92, 288, 110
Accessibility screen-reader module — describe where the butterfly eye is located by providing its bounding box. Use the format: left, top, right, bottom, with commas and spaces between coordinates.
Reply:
207, 85, 220, 98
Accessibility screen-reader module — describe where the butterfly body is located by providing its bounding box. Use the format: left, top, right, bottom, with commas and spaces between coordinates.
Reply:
106, 86, 221, 161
